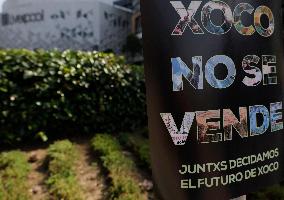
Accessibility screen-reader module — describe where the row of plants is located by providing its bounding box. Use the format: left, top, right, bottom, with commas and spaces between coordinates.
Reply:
120, 132, 151, 169
119, 130, 284, 200
1, 132, 284, 200
0, 151, 31, 200
91, 134, 145, 200
0, 49, 146, 143
0, 135, 149, 200
46, 140, 83, 200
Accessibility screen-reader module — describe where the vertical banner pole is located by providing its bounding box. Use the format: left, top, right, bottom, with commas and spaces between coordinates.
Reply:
141, 0, 284, 199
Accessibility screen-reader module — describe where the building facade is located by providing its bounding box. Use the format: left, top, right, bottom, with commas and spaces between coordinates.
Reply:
114, 0, 141, 38
0, 0, 132, 52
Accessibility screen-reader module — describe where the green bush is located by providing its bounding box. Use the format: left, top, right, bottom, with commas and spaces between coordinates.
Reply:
46, 174, 82, 200
120, 133, 151, 168
103, 151, 134, 173
91, 134, 122, 155
46, 140, 83, 200
47, 139, 77, 176
92, 134, 145, 200
111, 177, 143, 200
0, 151, 31, 200
0, 49, 146, 143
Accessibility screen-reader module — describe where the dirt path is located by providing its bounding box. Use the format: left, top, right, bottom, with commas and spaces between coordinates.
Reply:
75, 142, 107, 200
26, 148, 50, 200
14, 137, 155, 200
24, 140, 108, 200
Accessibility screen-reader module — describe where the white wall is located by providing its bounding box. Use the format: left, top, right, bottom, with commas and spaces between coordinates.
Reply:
98, 1, 131, 52
0, 0, 131, 52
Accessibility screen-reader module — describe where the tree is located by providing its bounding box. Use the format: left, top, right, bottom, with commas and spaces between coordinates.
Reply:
123, 34, 142, 57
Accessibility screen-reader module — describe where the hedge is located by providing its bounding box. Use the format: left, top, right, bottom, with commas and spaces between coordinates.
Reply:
0, 151, 31, 200
46, 140, 83, 200
91, 134, 145, 200
0, 49, 146, 143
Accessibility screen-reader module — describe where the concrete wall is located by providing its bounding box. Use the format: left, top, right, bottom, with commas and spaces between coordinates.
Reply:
98, 1, 131, 52
0, 0, 131, 52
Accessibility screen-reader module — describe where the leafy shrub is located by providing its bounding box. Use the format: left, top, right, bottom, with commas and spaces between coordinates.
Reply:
0, 151, 31, 200
249, 185, 284, 200
46, 140, 83, 200
92, 134, 145, 200
120, 133, 151, 168
46, 174, 82, 200
47, 140, 77, 176
123, 34, 143, 57
91, 134, 122, 155
111, 177, 143, 200
102, 151, 134, 174
0, 49, 146, 143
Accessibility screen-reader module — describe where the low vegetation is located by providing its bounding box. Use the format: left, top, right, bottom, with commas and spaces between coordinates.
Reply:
0, 133, 282, 199
91, 134, 145, 200
46, 140, 83, 200
0, 151, 31, 200
120, 133, 151, 168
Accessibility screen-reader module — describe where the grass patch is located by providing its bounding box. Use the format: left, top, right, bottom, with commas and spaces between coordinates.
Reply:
0, 151, 31, 200
120, 133, 151, 169
92, 134, 145, 200
46, 140, 83, 200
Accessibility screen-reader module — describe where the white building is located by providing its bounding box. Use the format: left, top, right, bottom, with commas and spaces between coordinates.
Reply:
0, 0, 132, 52
114, 0, 141, 38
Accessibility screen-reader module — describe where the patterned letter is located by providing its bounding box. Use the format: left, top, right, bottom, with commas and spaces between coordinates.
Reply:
262, 55, 277, 85
242, 55, 262, 86
234, 3, 255, 35
270, 102, 283, 132
205, 55, 236, 89
172, 57, 203, 91
161, 113, 195, 145
249, 105, 270, 136
223, 108, 248, 141
201, 1, 233, 35
254, 6, 274, 37
170, 1, 204, 35
196, 110, 222, 143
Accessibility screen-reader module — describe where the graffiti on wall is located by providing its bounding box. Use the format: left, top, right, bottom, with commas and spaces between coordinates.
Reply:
0, 3, 131, 52
2, 10, 44, 26
99, 2, 131, 52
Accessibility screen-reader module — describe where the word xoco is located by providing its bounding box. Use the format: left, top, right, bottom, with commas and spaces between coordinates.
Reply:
171, 1, 274, 37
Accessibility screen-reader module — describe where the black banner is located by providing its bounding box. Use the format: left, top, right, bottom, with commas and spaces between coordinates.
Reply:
141, 0, 284, 199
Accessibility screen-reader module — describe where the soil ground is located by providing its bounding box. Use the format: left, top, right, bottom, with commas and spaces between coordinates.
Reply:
75, 142, 107, 200
26, 148, 50, 200
12, 137, 154, 200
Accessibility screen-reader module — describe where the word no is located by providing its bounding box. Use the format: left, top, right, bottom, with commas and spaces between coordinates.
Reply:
172, 55, 277, 91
